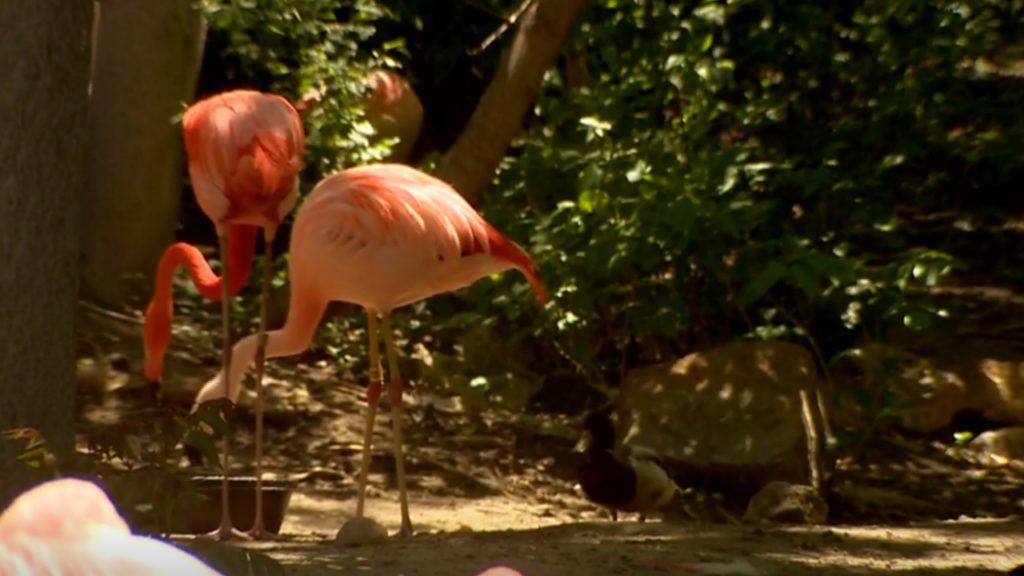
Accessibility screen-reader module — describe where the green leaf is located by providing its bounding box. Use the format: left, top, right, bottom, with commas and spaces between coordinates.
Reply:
739, 262, 789, 307
790, 262, 820, 298
699, 33, 714, 53
579, 116, 612, 136
625, 160, 649, 183
579, 163, 602, 191
181, 428, 221, 470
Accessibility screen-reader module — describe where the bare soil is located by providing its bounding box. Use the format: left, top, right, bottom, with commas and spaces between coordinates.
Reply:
71, 302, 1024, 576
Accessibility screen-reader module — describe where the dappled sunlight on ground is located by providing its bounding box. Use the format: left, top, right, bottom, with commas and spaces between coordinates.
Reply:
75, 304, 1024, 575
188, 517, 1024, 576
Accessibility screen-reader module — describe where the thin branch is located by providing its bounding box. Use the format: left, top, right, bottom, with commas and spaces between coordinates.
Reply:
765, 293, 836, 492
768, 293, 836, 447
469, 0, 536, 56
436, 0, 591, 202
799, 388, 822, 492
79, 299, 143, 325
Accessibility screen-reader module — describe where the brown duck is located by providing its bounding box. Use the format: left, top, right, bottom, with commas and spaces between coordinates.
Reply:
575, 410, 679, 521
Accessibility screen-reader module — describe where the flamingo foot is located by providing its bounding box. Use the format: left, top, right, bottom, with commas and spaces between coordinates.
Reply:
397, 518, 414, 538
246, 523, 275, 541
246, 512, 275, 541
146, 379, 162, 410
204, 514, 251, 541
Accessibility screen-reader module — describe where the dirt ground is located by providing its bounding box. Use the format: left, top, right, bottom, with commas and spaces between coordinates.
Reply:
71, 302, 1024, 576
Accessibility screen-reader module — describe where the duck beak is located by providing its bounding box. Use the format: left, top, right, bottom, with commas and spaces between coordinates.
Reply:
573, 430, 593, 453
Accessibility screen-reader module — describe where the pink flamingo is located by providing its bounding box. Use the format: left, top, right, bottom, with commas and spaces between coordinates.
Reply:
0, 478, 224, 575
296, 69, 423, 163
362, 70, 424, 162
193, 163, 548, 539
143, 226, 257, 390
144, 89, 305, 541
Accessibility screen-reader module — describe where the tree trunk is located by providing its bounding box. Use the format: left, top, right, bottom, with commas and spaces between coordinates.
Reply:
81, 0, 205, 308
435, 0, 591, 204
0, 0, 92, 507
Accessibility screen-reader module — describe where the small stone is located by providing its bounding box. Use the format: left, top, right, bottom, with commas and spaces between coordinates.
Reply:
743, 481, 828, 525
970, 426, 1024, 465
334, 516, 389, 547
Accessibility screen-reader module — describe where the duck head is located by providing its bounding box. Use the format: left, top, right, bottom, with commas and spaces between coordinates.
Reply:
574, 410, 617, 453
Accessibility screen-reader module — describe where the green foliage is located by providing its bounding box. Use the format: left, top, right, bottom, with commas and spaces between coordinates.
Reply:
81, 402, 227, 537
2, 428, 58, 479
475, 0, 1024, 390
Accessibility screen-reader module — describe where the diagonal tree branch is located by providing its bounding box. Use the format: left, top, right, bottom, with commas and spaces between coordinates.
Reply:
435, 0, 591, 205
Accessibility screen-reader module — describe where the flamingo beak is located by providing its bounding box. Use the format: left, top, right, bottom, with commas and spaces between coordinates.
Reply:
146, 379, 162, 410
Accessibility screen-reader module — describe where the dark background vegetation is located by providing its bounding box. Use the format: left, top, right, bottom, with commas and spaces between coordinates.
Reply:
184, 0, 1024, 423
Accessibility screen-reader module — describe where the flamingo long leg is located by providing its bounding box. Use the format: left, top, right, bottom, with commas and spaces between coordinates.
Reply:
247, 231, 275, 540
381, 313, 412, 537
209, 231, 248, 541
355, 310, 383, 518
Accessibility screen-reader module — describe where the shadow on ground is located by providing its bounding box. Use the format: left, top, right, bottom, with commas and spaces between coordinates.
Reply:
203, 519, 1024, 576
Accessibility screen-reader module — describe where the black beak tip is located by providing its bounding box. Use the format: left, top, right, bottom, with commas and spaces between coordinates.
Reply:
146, 379, 162, 408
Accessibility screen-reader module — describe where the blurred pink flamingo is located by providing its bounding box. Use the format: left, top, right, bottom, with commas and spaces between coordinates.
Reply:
0, 478, 223, 575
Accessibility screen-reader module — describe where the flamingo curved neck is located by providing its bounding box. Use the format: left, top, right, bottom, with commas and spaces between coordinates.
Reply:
481, 224, 548, 304
194, 290, 327, 406
142, 225, 259, 381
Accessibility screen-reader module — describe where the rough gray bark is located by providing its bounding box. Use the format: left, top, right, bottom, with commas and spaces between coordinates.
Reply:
0, 0, 92, 507
435, 0, 591, 204
81, 0, 205, 308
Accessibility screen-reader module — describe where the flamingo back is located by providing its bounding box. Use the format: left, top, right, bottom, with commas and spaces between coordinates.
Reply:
0, 478, 128, 542
0, 479, 223, 575
183, 90, 305, 229
290, 164, 547, 312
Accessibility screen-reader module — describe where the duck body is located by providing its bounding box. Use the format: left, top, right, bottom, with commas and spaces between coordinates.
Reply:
575, 410, 678, 521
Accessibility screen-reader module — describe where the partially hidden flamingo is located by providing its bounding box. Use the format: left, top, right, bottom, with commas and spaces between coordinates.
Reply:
192, 163, 548, 540
0, 478, 224, 575
362, 70, 424, 162
296, 69, 423, 163
143, 89, 305, 541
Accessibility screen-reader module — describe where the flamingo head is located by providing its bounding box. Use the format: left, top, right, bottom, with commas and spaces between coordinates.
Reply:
142, 298, 172, 387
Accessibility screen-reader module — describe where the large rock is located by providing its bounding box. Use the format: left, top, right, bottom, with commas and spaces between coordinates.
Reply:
968, 426, 1024, 466
615, 340, 823, 497
830, 346, 1024, 434
954, 360, 1024, 425
831, 344, 967, 434
744, 481, 828, 525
